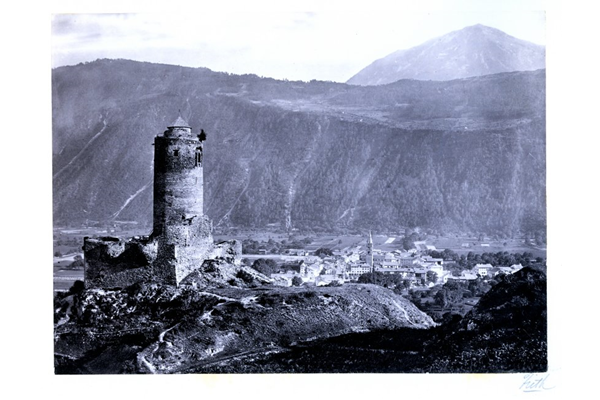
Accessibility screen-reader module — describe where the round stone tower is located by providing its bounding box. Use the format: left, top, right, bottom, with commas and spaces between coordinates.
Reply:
152, 115, 213, 284
83, 116, 241, 289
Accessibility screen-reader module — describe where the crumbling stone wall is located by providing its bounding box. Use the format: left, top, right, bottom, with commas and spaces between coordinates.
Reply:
83, 236, 160, 288
83, 236, 242, 289
153, 214, 214, 285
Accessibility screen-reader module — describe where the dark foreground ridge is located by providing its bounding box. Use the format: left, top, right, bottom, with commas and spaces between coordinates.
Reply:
187, 267, 547, 373
54, 265, 434, 374
54, 266, 545, 373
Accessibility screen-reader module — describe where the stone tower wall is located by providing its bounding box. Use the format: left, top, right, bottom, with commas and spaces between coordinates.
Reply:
153, 136, 204, 240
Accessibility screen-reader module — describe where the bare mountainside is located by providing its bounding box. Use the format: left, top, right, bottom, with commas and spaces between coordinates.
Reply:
52, 59, 545, 237
347, 24, 545, 85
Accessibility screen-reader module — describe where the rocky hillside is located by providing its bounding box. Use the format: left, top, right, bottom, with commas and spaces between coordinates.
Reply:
193, 267, 546, 373
52, 59, 545, 237
422, 266, 547, 372
54, 280, 434, 374
347, 24, 545, 85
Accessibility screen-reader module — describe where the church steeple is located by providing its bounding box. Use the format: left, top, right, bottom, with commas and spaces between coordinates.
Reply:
366, 231, 374, 272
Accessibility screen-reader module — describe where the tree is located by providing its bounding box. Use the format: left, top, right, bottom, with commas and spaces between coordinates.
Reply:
446, 287, 464, 306
426, 271, 438, 284
358, 272, 387, 285
242, 239, 260, 254
291, 276, 303, 286
468, 278, 491, 297
357, 273, 374, 284
385, 274, 404, 288
251, 258, 278, 275
315, 247, 334, 257
402, 237, 415, 251
68, 280, 85, 295
442, 248, 459, 261
69, 255, 84, 269
54, 250, 62, 257
435, 290, 448, 308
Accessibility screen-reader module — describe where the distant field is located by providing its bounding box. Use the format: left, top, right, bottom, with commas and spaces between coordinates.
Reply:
57, 226, 546, 258
218, 231, 546, 258
53, 254, 81, 271
304, 235, 365, 251
429, 236, 546, 257
53, 267, 83, 292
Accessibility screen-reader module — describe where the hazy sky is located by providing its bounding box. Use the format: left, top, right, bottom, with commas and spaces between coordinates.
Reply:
51, 1, 545, 82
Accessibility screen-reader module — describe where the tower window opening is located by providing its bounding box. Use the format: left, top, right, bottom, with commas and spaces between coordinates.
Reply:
195, 148, 203, 166
173, 149, 179, 156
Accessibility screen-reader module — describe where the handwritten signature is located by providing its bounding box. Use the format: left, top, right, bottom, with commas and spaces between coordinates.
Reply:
520, 373, 555, 392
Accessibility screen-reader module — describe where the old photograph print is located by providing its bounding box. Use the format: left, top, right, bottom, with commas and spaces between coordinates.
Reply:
52, 8, 547, 374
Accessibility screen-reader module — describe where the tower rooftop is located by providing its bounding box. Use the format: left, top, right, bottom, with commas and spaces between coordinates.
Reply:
168, 115, 191, 129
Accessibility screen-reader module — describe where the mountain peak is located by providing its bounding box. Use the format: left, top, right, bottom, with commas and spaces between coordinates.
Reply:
347, 24, 545, 85
466, 23, 494, 30
450, 24, 518, 39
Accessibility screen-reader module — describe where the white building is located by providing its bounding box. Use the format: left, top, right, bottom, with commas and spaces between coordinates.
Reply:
446, 271, 478, 281
348, 264, 372, 280
399, 255, 419, 266
495, 264, 523, 276
473, 263, 494, 277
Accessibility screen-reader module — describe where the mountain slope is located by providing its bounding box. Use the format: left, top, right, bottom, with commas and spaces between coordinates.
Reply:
347, 24, 545, 85
52, 59, 545, 236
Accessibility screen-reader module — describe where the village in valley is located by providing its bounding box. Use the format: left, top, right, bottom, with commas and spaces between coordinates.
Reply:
53, 226, 541, 294
214, 228, 545, 320
239, 232, 531, 287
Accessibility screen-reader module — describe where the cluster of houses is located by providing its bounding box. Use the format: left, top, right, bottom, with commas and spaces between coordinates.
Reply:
447, 263, 523, 282
269, 239, 523, 288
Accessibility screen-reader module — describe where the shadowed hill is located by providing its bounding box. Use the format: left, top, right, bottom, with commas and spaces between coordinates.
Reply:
193, 266, 546, 373
422, 266, 547, 372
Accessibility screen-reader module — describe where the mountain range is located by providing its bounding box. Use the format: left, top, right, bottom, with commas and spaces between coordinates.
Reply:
52, 25, 545, 237
347, 24, 545, 85
52, 60, 545, 237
